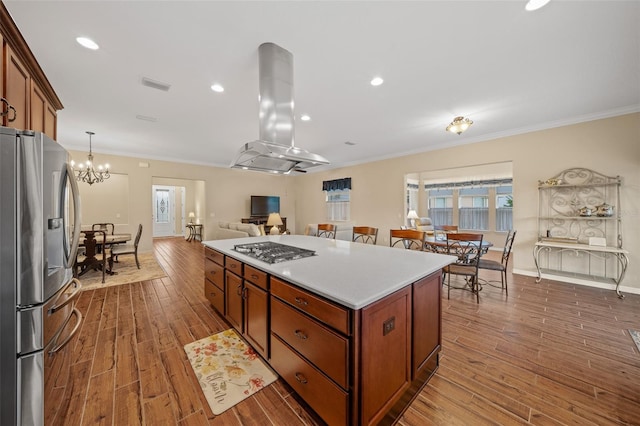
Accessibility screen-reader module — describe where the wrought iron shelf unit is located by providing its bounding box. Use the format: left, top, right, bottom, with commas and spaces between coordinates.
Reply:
534, 167, 629, 298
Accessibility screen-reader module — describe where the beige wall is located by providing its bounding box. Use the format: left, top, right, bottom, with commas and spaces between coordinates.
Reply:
293, 113, 640, 293
68, 113, 639, 293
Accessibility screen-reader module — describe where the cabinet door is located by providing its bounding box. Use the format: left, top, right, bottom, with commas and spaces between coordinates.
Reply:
243, 281, 268, 357
225, 271, 243, 332
44, 103, 56, 140
4, 45, 30, 129
204, 278, 225, 315
30, 82, 46, 133
412, 272, 441, 378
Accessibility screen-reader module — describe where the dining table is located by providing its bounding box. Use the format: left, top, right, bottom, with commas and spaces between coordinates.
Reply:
423, 235, 493, 254
76, 230, 132, 278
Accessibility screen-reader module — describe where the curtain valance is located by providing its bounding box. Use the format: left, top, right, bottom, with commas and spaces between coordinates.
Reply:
322, 177, 352, 191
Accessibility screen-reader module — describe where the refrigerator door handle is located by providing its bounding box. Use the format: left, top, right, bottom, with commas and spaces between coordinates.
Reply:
48, 307, 82, 354
49, 278, 82, 314
64, 162, 82, 269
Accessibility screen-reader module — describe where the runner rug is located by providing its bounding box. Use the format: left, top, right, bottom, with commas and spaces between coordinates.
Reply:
184, 329, 278, 415
629, 329, 640, 354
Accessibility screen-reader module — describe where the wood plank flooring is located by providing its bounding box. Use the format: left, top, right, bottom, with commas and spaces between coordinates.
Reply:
49, 237, 640, 425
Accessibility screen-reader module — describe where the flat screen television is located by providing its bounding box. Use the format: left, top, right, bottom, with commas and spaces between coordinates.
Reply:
250, 195, 280, 217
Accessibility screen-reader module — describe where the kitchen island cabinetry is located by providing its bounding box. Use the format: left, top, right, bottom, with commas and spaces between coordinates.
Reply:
203, 236, 454, 425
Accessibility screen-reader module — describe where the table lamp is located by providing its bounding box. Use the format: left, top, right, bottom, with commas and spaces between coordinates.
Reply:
188, 212, 195, 224
266, 212, 283, 235
407, 210, 419, 228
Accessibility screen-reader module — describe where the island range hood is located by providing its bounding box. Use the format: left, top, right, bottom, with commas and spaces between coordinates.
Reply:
231, 42, 329, 174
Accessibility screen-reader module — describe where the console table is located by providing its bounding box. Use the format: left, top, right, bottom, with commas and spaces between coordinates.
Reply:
186, 223, 203, 242
242, 216, 287, 234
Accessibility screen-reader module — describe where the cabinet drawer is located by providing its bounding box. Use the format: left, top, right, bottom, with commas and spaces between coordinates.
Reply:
204, 258, 224, 290
271, 334, 348, 426
225, 256, 243, 275
204, 279, 225, 315
204, 247, 224, 266
271, 298, 348, 389
244, 264, 268, 290
271, 277, 349, 335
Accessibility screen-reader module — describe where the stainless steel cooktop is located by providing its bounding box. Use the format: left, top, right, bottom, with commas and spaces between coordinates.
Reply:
232, 241, 316, 264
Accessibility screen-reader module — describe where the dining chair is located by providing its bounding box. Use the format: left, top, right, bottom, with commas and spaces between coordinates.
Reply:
109, 224, 143, 270
92, 222, 115, 235
443, 232, 484, 303
316, 223, 336, 239
389, 229, 426, 251
352, 226, 378, 245
479, 230, 517, 295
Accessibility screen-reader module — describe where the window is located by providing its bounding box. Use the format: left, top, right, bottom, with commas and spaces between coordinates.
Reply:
428, 189, 453, 226
496, 185, 513, 232
406, 181, 419, 217
458, 188, 488, 230
326, 189, 350, 221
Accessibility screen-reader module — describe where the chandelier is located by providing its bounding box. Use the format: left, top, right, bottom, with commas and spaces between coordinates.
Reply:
71, 131, 110, 185
446, 116, 473, 135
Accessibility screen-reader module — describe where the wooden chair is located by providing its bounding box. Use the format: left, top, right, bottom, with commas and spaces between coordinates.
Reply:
92, 222, 115, 235
443, 233, 484, 303
109, 224, 142, 270
389, 229, 426, 251
316, 224, 336, 239
479, 230, 517, 295
352, 226, 378, 244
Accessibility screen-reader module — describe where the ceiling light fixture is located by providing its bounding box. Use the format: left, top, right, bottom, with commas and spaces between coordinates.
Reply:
370, 77, 384, 86
300, 114, 311, 121
211, 84, 225, 93
446, 116, 473, 135
70, 131, 111, 185
76, 36, 99, 50
525, 0, 551, 11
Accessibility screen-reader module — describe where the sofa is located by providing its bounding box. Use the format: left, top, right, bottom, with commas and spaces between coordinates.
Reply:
215, 221, 264, 239
304, 222, 356, 241
415, 217, 435, 234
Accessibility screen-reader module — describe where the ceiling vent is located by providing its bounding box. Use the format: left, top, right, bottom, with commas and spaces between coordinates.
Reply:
141, 77, 171, 92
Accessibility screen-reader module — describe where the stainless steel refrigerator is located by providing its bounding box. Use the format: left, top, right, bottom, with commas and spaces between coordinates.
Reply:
0, 126, 83, 425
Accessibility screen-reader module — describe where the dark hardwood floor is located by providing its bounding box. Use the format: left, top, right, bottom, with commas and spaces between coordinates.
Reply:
49, 237, 640, 425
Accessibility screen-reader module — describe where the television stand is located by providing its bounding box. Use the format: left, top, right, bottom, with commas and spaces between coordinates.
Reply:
242, 216, 287, 234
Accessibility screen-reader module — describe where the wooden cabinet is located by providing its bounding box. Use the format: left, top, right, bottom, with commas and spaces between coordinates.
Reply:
242, 216, 287, 234
4, 44, 29, 130
203, 245, 443, 425
205, 248, 270, 357
0, 4, 62, 139
412, 272, 441, 378
225, 269, 243, 331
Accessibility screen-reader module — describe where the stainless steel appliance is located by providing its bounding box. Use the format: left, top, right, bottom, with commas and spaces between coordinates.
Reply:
0, 127, 83, 425
233, 241, 316, 263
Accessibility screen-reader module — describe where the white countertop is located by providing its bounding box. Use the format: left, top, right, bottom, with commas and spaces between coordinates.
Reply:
203, 235, 456, 309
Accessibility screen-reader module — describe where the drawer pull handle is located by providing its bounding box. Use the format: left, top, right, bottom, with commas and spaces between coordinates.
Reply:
236, 285, 243, 296
251, 274, 259, 280
230, 264, 236, 269
294, 373, 308, 384
294, 330, 308, 340
294, 297, 308, 306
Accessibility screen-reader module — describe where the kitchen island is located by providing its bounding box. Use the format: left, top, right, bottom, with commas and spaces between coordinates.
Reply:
202, 235, 455, 425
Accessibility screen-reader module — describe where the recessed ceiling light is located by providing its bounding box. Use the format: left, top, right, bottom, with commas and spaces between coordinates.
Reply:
345, 141, 357, 146
136, 114, 157, 122
300, 114, 311, 121
525, 0, 551, 11
211, 84, 224, 93
76, 37, 99, 50
370, 77, 384, 86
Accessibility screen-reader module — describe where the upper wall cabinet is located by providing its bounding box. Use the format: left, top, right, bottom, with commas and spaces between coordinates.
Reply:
0, 2, 62, 140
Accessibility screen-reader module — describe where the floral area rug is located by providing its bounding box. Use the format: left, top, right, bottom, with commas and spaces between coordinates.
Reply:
630, 330, 640, 354
184, 329, 278, 415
